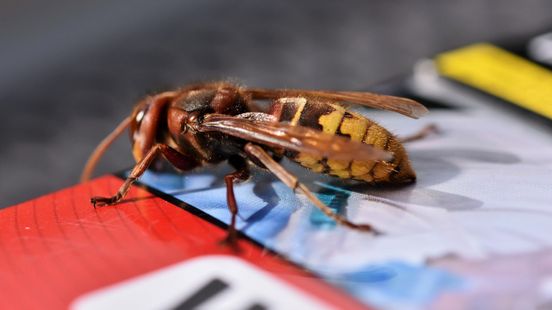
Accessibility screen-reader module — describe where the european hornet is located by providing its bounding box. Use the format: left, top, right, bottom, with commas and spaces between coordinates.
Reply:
81, 82, 429, 244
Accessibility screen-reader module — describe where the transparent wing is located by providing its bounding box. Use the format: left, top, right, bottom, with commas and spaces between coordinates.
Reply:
243, 88, 428, 118
198, 113, 392, 161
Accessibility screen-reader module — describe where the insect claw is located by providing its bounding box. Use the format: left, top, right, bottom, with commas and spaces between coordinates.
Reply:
90, 197, 99, 209
90, 196, 116, 208
219, 230, 241, 252
356, 224, 376, 232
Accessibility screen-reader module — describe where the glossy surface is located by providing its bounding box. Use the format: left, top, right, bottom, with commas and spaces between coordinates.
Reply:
0, 176, 366, 310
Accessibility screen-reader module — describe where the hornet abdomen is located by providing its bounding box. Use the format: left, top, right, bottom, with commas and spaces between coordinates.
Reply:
270, 97, 416, 184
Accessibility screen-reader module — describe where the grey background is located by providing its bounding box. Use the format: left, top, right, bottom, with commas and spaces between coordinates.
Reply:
1, 0, 551, 207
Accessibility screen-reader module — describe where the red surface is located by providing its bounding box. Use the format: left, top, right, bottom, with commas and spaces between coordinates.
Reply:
0, 175, 367, 309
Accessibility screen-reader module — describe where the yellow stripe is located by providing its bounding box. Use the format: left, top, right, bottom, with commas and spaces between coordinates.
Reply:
288, 97, 307, 125
321, 104, 348, 176
318, 104, 345, 134
339, 112, 369, 141
436, 43, 552, 120
339, 113, 371, 178
364, 124, 387, 148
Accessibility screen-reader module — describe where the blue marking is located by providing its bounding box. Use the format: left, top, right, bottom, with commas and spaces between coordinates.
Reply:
137, 170, 468, 309
310, 186, 350, 228
326, 261, 466, 308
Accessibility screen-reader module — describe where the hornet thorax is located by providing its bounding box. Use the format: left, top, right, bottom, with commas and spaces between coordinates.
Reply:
166, 87, 250, 164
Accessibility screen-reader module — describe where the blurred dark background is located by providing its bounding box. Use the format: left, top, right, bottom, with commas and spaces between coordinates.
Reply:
1, 0, 551, 207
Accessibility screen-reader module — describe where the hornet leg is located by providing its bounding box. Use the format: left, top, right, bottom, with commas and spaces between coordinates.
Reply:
221, 157, 250, 246
244, 143, 375, 232
400, 124, 439, 143
91, 144, 200, 207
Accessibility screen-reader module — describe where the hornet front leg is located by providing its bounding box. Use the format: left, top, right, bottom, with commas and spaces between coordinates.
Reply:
91, 144, 200, 207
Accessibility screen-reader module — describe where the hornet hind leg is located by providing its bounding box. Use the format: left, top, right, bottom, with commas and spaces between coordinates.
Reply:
244, 143, 375, 232
400, 124, 439, 143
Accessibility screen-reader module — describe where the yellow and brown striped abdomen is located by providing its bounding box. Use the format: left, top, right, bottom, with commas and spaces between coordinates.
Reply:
270, 97, 416, 184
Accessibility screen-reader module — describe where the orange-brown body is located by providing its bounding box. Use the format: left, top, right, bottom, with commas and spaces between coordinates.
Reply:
127, 86, 415, 186
83, 82, 427, 241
